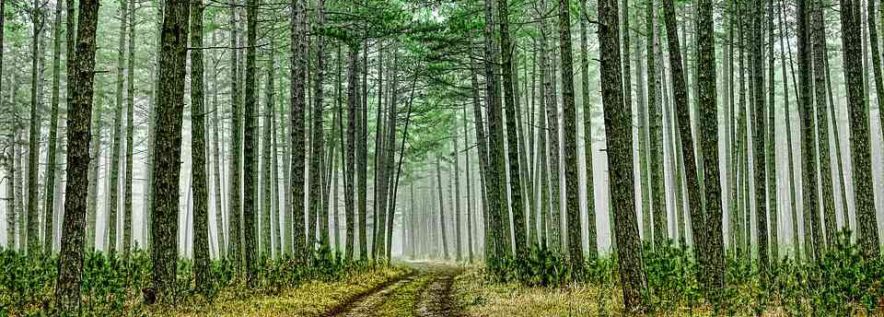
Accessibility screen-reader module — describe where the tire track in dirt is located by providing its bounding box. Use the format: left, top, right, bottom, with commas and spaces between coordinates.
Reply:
326, 262, 462, 317
413, 266, 461, 317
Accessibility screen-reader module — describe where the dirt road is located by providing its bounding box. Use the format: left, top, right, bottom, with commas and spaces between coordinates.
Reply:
329, 262, 463, 317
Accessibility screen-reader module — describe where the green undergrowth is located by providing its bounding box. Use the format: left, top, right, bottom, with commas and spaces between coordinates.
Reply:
471, 231, 884, 315
0, 246, 404, 316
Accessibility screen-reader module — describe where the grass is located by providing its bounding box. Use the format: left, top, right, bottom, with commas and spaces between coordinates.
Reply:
157, 266, 409, 316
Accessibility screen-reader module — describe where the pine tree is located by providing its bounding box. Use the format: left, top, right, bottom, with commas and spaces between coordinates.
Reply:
599, 0, 647, 309
55, 0, 100, 310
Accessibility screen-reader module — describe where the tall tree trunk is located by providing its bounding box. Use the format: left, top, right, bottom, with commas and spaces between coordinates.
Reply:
481, 0, 509, 269
26, 0, 44, 254
345, 42, 358, 260
841, 0, 880, 259
123, 0, 136, 257
243, 0, 258, 284
599, 0, 647, 310
106, 0, 128, 254
558, 0, 585, 272
310, 0, 328, 250
211, 31, 227, 259
463, 102, 475, 262
766, 0, 779, 263
663, 0, 709, 284
498, 0, 527, 259
357, 42, 369, 260
646, 0, 666, 248
151, 0, 189, 302
539, 0, 561, 252
797, 0, 820, 260
436, 156, 449, 259
43, 0, 64, 253
750, 0, 770, 274
811, 0, 837, 247
262, 48, 275, 258
189, 0, 210, 295
580, 0, 598, 258
697, 0, 725, 296
777, 0, 801, 260
227, 0, 243, 266
290, 0, 308, 261
55, 0, 99, 310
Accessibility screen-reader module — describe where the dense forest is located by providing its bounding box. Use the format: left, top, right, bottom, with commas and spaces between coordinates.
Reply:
1, 0, 884, 314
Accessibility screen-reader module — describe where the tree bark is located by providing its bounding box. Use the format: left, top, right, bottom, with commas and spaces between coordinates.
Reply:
54, 0, 100, 311
599, 0, 647, 310
150, 0, 189, 302
190, 0, 210, 295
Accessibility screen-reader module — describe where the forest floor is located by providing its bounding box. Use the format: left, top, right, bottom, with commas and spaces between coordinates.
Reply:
331, 261, 463, 317
161, 261, 464, 317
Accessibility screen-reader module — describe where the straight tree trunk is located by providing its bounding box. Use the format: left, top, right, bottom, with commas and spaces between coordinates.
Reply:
123, 0, 136, 257
777, 0, 801, 259
498, 0, 527, 259
558, 0, 585, 272
243, 0, 258, 284
797, 0, 821, 260
262, 49, 275, 257
211, 31, 227, 258
811, 0, 837, 247
227, 0, 243, 266
750, 0, 770, 274
189, 0, 210, 295
43, 0, 64, 253
840, 0, 880, 259
697, 0, 725, 296
290, 0, 308, 260
599, 0, 647, 309
580, 0, 598, 258
539, 0, 562, 252
344, 42, 358, 260
766, 0, 779, 263
481, 0, 509, 268
26, 0, 44, 254
106, 0, 129, 254
310, 0, 328, 250
646, 0, 666, 248
55, 0, 100, 310
150, 0, 189, 302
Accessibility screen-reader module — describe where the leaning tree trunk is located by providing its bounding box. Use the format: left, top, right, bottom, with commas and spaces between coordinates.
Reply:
55, 0, 100, 311
663, 0, 709, 286
599, 0, 647, 310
